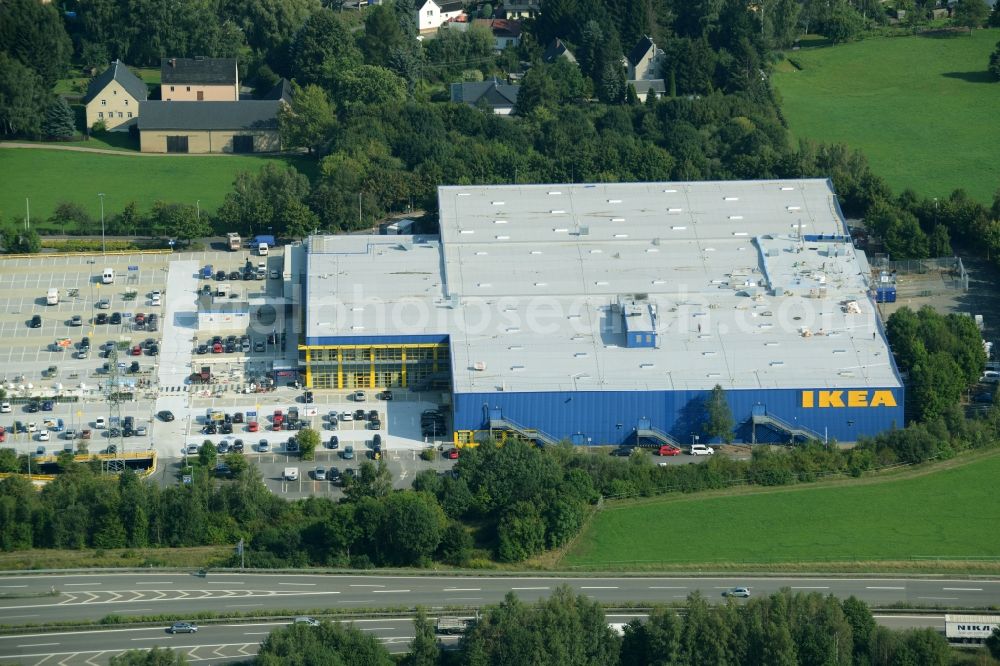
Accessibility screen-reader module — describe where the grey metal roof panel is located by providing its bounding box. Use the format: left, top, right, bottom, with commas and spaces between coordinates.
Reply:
83, 61, 148, 104
137, 101, 281, 131
161, 57, 237, 85
452, 81, 519, 107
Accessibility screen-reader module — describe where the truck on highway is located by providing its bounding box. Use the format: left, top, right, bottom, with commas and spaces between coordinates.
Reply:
226, 232, 241, 251
945, 614, 1000, 643
435, 617, 475, 635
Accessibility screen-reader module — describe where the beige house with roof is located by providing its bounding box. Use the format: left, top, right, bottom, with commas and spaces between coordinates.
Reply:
82, 61, 148, 131
161, 57, 239, 102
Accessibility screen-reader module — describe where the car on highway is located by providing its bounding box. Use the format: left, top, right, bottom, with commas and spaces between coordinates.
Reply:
158, 410, 175, 422
167, 622, 198, 634
724, 587, 751, 598
294, 616, 320, 626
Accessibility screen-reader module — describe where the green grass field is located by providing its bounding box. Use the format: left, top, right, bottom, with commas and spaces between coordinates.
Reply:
0, 148, 314, 227
560, 452, 1000, 568
773, 29, 1000, 203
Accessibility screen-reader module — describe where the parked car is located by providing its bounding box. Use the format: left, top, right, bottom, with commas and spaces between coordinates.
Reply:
258, 439, 270, 453
0, 402, 10, 413
286, 437, 299, 453
69, 315, 82, 326
341, 445, 354, 460
135, 426, 147, 436
233, 439, 244, 453
444, 448, 459, 460
314, 467, 327, 481
610, 446, 634, 457
284, 467, 299, 481
41, 400, 53, 411
158, 410, 175, 421
378, 390, 393, 401
110, 312, 122, 325
29, 314, 41, 328
37, 431, 49, 442
95, 298, 110, 309
247, 421, 259, 432
689, 444, 715, 456
657, 445, 682, 456
94, 417, 106, 429
352, 390, 366, 402
95, 312, 108, 324
326, 435, 339, 449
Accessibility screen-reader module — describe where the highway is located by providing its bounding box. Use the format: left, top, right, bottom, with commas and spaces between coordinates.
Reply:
0, 572, 992, 664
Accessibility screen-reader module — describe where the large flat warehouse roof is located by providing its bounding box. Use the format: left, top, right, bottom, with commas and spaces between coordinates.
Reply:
305, 179, 901, 394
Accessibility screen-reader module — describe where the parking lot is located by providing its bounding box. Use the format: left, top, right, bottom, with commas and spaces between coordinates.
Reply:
0, 249, 456, 491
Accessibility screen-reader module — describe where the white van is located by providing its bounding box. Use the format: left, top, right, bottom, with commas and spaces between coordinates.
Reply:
258, 243, 269, 257
46, 288, 59, 305
101, 268, 115, 284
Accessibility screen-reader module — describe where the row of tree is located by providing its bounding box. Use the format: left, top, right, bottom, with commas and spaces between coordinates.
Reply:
253, 587, 958, 666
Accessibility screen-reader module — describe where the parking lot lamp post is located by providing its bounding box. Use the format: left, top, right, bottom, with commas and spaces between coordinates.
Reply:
98, 193, 106, 255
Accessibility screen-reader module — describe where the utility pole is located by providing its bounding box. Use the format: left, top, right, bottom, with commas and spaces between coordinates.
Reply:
105, 347, 125, 472
98, 193, 106, 255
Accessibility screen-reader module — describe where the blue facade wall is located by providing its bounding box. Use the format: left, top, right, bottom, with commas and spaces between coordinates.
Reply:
454, 386, 904, 446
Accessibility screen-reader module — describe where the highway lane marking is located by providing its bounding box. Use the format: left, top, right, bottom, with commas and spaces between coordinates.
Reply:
942, 587, 982, 591
122, 609, 154, 612
445, 598, 482, 602
339, 600, 375, 603
349, 584, 385, 588
16, 643, 59, 648
64, 583, 100, 587
512, 586, 550, 591
580, 586, 619, 590
443, 588, 481, 592
791, 586, 830, 589
373, 589, 410, 593
866, 586, 905, 590
0, 614, 39, 619
135, 582, 173, 585
278, 582, 316, 586
648, 586, 686, 589
228, 604, 264, 608
243, 632, 272, 636
0, 585, 27, 588
873, 614, 946, 619
918, 597, 958, 601
131, 638, 167, 641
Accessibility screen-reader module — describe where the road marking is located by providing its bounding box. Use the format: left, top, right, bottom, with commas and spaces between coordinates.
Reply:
228, 604, 264, 608
123, 609, 154, 612
866, 586, 905, 590
511, 586, 549, 591
580, 586, 619, 590
64, 583, 99, 587
135, 582, 173, 585
942, 587, 982, 591
0, 614, 38, 619
648, 586, 686, 590
349, 584, 385, 588
443, 588, 481, 592
374, 589, 410, 593
17, 643, 58, 648
790, 586, 830, 589
918, 596, 958, 601
0, 585, 27, 588
130, 638, 166, 642
243, 632, 272, 636
278, 582, 316, 586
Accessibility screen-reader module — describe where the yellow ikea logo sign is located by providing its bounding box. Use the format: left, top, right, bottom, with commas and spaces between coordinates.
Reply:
801, 390, 897, 408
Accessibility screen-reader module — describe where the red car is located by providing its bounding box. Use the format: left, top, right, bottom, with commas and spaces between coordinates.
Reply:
247, 421, 259, 432
131, 345, 142, 356
212, 342, 223, 353
0, 426, 5, 443
444, 448, 460, 460
657, 444, 682, 456
134, 312, 146, 325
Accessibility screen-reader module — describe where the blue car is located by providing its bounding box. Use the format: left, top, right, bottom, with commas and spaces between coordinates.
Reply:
41, 400, 54, 411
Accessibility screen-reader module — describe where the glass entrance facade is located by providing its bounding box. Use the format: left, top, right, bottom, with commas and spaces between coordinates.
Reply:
300, 342, 450, 390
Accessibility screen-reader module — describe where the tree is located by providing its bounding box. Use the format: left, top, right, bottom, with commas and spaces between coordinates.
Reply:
148, 201, 210, 242
375, 492, 445, 565
109, 202, 142, 237
405, 607, 439, 666
990, 40, 1000, 81
2, 228, 41, 254
360, 5, 406, 67
336, 65, 407, 110
514, 63, 558, 115
279, 83, 336, 156
289, 10, 361, 87
953, 0, 990, 29
437, 521, 473, 564
344, 461, 393, 501
214, 163, 312, 237
197, 441, 217, 469
109, 647, 188, 665
818, 0, 865, 43
0, 0, 72, 87
0, 53, 48, 137
705, 384, 734, 443
497, 501, 546, 562
986, 626, 1000, 660
990, 2, 1000, 28
258, 621, 394, 666
49, 202, 93, 235
41, 97, 75, 140
298, 427, 319, 461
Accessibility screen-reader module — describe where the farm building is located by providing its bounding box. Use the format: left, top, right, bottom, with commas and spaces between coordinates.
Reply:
299, 179, 903, 446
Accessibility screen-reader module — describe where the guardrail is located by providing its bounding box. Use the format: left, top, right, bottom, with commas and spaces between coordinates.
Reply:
0, 249, 172, 260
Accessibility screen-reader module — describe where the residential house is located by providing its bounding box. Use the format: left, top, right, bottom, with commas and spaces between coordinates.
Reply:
416, 0, 467, 32
137, 101, 282, 153
628, 79, 666, 102
82, 60, 148, 131
472, 18, 522, 50
626, 35, 664, 81
161, 57, 239, 102
496, 0, 539, 19
450, 79, 519, 115
542, 38, 577, 65
261, 78, 293, 102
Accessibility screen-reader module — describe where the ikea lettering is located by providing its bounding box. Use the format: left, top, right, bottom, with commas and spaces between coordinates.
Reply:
801, 390, 897, 408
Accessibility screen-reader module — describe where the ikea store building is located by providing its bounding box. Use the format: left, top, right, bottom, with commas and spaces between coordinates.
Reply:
298, 179, 903, 447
